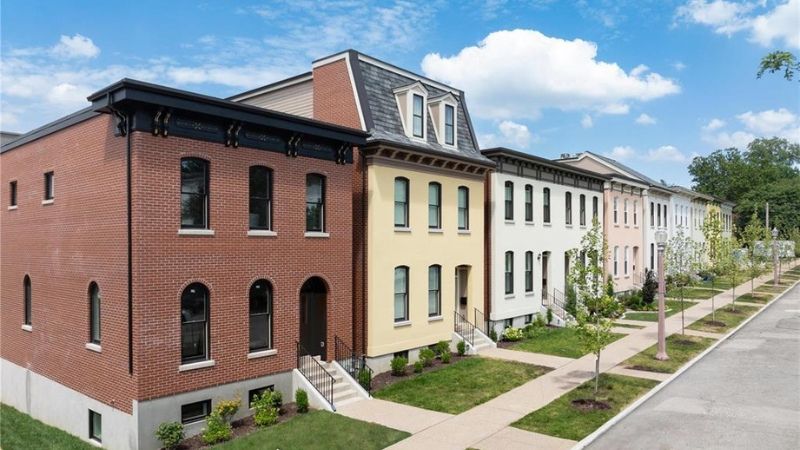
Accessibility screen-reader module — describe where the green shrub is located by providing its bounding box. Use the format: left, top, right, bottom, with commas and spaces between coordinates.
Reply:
489, 328, 498, 342
252, 391, 280, 427
502, 327, 524, 341
440, 351, 451, 364
565, 283, 578, 317
435, 340, 450, 356
202, 411, 232, 445
270, 390, 283, 409
546, 308, 554, 325
642, 269, 658, 307
295, 389, 309, 413
390, 356, 408, 376
155, 421, 184, 450
456, 340, 466, 356
606, 275, 615, 297
419, 348, 435, 367
213, 396, 240, 423
357, 368, 372, 390
413, 360, 423, 373
534, 313, 547, 328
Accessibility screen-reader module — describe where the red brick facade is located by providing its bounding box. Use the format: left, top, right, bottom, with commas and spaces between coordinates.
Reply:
1, 114, 355, 409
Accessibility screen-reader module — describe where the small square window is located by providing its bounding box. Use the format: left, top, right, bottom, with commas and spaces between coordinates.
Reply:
181, 400, 211, 424
9, 181, 17, 207
89, 410, 102, 443
44, 172, 54, 200
393, 350, 409, 360
248, 385, 274, 407
524, 314, 533, 324
504, 319, 513, 329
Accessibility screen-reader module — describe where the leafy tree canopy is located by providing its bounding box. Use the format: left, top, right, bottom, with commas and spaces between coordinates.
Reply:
757, 51, 799, 82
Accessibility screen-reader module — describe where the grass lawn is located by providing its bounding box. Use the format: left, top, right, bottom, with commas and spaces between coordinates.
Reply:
687, 304, 760, 333
624, 300, 696, 322
754, 284, 789, 294
612, 322, 645, 329
216, 411, 409, 450
373, 357, 550, 414
512, 373, 658, 441
623, 334, 716, 373
735, 292, 773, 304
508, 327, 625, 359
666, 286, 723, 299
1, 403, 93, 450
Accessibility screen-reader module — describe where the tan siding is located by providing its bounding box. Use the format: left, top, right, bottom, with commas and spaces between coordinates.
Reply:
239, 80, 313, 117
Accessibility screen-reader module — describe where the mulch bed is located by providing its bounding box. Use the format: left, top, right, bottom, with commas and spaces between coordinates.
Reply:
371, 353, 470, 392
571, 399, 611, 411
178, 403, 299, 449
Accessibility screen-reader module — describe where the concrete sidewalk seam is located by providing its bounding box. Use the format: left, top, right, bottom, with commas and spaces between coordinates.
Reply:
572, 276, 800, 450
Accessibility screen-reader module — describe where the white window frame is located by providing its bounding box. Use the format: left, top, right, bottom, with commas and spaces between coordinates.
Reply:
427, 93, 459, 148
393, 82, 429, 142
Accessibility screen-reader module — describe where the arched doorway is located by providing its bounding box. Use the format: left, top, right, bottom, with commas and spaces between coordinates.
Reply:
300, 277, 328, 359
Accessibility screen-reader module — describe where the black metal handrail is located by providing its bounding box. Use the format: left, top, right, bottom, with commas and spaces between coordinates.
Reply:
473, 307, 488, 336
334, 335, 373, 395
549, 288, 569, 321
454, 311, 475, 346
633, 271, 645, 286
296, 341, 336, 410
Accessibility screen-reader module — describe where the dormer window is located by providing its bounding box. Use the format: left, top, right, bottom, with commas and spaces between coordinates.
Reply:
412, 94, 424, 138
444, 104, 455, 145
428, 92, 458, 148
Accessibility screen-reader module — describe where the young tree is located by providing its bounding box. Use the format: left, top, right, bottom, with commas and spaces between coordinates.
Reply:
741, 212, 769, 298
701, 213, 724, 320
665, 227, 701, 334
716, 235, 742, 312
567, 218, 620, 394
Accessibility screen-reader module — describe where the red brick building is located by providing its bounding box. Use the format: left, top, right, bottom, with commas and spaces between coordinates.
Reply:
0, 79, 366, 449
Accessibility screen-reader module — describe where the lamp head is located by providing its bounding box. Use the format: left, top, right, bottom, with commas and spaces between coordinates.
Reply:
655, 229, 668, 246
772, 227, 778, 239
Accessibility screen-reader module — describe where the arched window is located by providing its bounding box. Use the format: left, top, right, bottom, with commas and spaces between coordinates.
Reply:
457, 186, 469, 230
249, 280, 273, 352
613, 197, 619, 224
394, 266, 409, 322
634, 200, 638, 226
505, 251, 514, 294
543, 188, 551, 223
89, 282, 101, 344
624, 246, 629, 275
579, 194, 586, 226
428, 182, 442, 229
524, 185, 533, 222
306, 174, 325, 232
180, 158, 210, 229
23, 275, 31, 326
525, 251, 534, 293
428, 265, 441, 317
565, 192, 573, 225
504, 181, 514, 220
394, 177, 409, 228
181, 283, 209, 363
249, 166, 272, 230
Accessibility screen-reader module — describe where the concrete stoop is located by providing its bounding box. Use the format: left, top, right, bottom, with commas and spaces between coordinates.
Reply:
296, 356, 368, 411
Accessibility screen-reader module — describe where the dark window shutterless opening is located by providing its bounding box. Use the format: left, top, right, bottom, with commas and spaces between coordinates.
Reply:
428, 182, 441, 229
412, 94, 424, 138
394, 177, 409, 227
181, 400, 211, 424
88, 410, 101, 443
10, 181, 17, 206
504, 181, 514, 220
180, 158, 209, 229
444, 104, 455, 145
23, 275, 31, 326
248, 386, 274, 407
306, 174, 325, 232
89, 282, 101, 344
44, 172, 54, 200
249, 280, 272, 352
457, 186, 469, 230
249, 166, 272, 230
181, 283, 209, 363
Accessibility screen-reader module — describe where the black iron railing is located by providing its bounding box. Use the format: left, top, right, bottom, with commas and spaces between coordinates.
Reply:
549, 288, 569, 321
296, 341, 336, 410
333, 335, 373, 395
633, 271, 645, 286
473, 307, 488, 336
454, 311, 475, 346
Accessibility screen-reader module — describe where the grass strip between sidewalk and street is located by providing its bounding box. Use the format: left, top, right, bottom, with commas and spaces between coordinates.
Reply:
622, 334, 716, 374
512, 373, 658, 441
687, 304, 761, 333
624, 300, 696, 322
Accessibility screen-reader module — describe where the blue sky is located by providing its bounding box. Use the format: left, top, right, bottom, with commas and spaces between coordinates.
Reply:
2, 0, 798, 186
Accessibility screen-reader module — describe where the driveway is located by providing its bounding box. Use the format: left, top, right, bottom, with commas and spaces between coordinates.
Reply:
586, 281, 800, 450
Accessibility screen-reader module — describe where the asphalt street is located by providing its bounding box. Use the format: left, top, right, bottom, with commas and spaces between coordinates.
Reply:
587, 281, 800, 450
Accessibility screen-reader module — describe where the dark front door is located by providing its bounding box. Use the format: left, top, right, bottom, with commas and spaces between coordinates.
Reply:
300, 277, 327, 359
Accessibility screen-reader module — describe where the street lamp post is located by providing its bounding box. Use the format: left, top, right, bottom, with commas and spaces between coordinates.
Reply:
772, 227, 779, 287
655, 229, 669, 361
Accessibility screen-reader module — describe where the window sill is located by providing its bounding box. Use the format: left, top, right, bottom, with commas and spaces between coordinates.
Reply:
525, 291, 536, 297
428, 228, 443, 234
247, 349, 277, 359
89, 438, 102, 448
21, 324, 32, 332
85, 343, 102, 353
178, 229, 215, 236
580, 225, 587, 229
504, 220, 515, 224
178, 359, 215, 372
614, 224, 620, 227
393, 320, 412, 328
394, 227, 411, 233
41, 199, 54, 205
7, 205, 17, 211
304, 231, 329, 238
427, 315, 443, 323
504, 293, 515, 299
247, 230, 277, 237
566, 224, 573, 228
524, 221, 534, 226
543, 222, 552, 227
624, 225, 630, 228
457, 229, 471, 235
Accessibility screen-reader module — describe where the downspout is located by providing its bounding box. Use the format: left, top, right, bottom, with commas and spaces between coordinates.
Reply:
126, 118, 133, 375
361, 149, 367, 354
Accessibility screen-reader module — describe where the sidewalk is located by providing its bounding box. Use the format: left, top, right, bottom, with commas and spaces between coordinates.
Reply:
346, 262, 800, 450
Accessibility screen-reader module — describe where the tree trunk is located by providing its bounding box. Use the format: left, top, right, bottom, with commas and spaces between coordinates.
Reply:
711, 278, 716, 323
680, 285, 685, 335
594, 353, 600, 395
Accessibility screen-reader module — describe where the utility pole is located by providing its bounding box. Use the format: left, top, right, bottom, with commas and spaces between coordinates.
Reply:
765, 202, 770, 229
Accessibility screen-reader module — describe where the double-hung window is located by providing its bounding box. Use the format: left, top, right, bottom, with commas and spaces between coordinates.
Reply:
306, 174, 325, 232
504, 181, 514, 220
592, 196, 598, 221
89, 282, 100, 344
525, 251, 533, 293
613, 246, 619, 277
180, 158, 209, 229
249, 166, 272, 230
444, 104, 455, 145
579, 194, 586, 226
394, 267, 409, 322
613, 197, 619, 224
394, 178, 409, 228
428, 265, 441, 317
504, 251, 514, 294
249, 280, 272, 352
543, 188, 551, 223
457, 186, 469, 230
565, 192, 572, 225
524, 185, 533, 222
428, 182, 441, 229
181, 283, 209, 363
634, 201, 638, 226
412, 94, 424, 138
624, 199, 628, 225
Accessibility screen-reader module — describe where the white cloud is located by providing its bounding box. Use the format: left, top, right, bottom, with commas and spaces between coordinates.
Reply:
646, 145, 689, 162
672, 61, 687, 71
704, 130, 757, 148
702, 118, 726, 131
581, 114, 594, 128
479, 120, 536, 148
676, 0, 800, 49
605, 145, 636, 160
737, 108, 797, 134
420, 29, 680, 120
635, 113, 657, 125
52, 34, 100, 59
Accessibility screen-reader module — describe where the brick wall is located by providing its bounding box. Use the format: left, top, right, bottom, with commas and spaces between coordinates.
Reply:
130, 132, 354, 400
0, 115, 137, 413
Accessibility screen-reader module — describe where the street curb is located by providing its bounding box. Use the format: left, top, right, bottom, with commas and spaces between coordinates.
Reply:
572, 273, 800, 450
